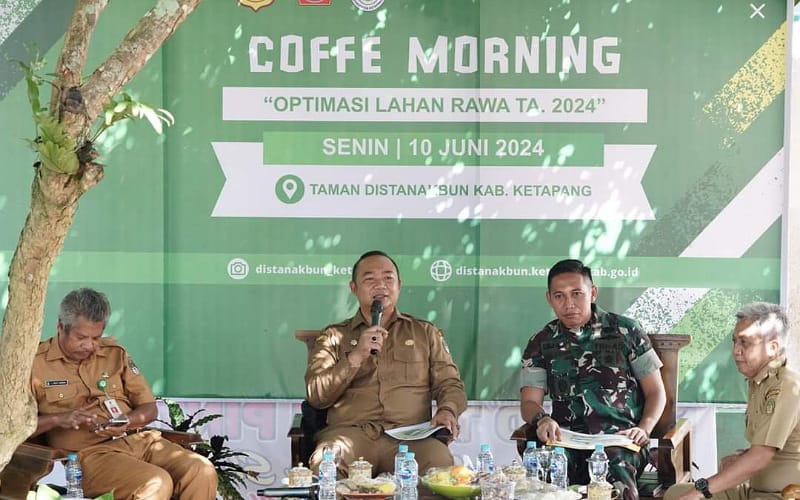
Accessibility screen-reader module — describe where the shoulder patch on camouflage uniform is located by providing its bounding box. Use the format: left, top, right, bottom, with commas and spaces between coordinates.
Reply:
129, 357, 140, 375
764, 387, 780, 414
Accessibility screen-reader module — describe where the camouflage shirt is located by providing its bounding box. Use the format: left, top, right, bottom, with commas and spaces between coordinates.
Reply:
520, 305, 662, 434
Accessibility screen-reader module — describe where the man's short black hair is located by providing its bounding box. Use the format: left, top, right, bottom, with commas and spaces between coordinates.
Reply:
547, 259, 593, 289
351, 250, 401, 282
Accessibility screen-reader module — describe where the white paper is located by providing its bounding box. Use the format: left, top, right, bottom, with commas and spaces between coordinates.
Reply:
548, 428, 640, 452
384, 422, 446, 441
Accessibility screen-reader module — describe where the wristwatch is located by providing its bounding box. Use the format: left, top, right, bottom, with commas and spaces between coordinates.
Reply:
530, 411, 549, 427
694, 478, 712, 499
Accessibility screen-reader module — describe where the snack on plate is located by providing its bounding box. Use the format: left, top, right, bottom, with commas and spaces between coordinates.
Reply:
423, 465, 477, 486
336, 478, 396, 495
421, 466, 482, 499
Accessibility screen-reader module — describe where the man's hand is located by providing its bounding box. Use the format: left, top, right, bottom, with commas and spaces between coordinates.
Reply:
347, 326, 388, 366
431, 408, 459, 439
616, 426, 650, 446
93, 417, 131, 440
54, 409, 100, 431
535, 416, 561, 443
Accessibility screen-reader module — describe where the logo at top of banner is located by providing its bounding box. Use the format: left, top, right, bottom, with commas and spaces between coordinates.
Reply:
430, 260, 453, 282
352, 0, 384, 11
299, 0, 332, 4
238, 0, 276, 11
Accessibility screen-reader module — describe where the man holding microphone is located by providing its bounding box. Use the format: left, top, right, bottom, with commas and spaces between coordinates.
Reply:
305, 250, 466, 476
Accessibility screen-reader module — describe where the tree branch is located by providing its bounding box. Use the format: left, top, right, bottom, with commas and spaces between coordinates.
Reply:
50, 0, 109, 114
81, 0, 201, 120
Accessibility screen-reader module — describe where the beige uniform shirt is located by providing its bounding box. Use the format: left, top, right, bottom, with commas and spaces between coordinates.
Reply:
746, 355, 800, 492
305, 310, 467, 434
30, 336, 155, 451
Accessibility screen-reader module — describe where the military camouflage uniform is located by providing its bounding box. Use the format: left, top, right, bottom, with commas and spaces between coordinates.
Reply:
521, 305, 663, 500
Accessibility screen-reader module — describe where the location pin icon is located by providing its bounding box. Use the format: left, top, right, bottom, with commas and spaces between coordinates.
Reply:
282, 178, 297, 199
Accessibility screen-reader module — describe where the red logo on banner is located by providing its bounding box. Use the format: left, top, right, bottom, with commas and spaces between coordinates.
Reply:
238, 0, 276, 11
298, 0, 332, 4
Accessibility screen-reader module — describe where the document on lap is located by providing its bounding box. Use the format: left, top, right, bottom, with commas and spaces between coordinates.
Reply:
547, 428, 640, 452
385, 422, 447, 440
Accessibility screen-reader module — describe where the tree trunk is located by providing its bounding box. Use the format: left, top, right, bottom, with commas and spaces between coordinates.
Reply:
0, 0, 201, 474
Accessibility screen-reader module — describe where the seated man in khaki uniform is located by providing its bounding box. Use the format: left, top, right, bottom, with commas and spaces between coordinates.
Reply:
306, 250, 467, 476
30, 288, 218, 499
665, 302, 800, 500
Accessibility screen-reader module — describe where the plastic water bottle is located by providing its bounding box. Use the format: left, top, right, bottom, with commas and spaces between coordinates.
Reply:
550, 447, 568, 489
477, 444, 495, 473
522, 441, 538, 478
399, 452, 419, 499
394, 443, 409, 488
318, 450, 337, 500
588, 444, 609, 483
587, 444, 613, 500
64, 452, 84, 498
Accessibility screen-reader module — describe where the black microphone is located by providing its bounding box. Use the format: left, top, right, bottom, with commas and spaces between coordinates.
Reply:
256, 486, 317, 498
370, 299, 383, 355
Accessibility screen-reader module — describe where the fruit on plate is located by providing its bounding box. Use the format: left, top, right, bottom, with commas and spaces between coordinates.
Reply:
423, 465, 478, 486
336, 478, 396, 495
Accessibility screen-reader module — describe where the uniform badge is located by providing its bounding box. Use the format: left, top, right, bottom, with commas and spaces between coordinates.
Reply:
45, 380, 68, 387
350, 339, 358, 346
764, 387, 780, 414
129, 358, 140, 375
405, 339, 415, 346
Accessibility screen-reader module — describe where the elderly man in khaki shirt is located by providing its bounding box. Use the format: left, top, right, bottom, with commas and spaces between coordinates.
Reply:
666, 302, 800, 500
30, 288, 217, 499
306, 250, 467, 476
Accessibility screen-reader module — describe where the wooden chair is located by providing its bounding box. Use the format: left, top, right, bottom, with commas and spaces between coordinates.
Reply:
287, 329, 452, 467
510, 334, 693, 500
0, 437, 65, 500
0, 429, 203, 499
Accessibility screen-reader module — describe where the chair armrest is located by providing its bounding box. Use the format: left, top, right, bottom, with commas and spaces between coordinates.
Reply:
659, 418, 691, 448
155, 429, 204, 447
510, 423, 530, 443
288, 413, 303, 439
0, 442, 66, 499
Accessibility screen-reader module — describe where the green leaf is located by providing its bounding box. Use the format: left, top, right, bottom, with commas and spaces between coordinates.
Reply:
162, 398, 186, 428
94, 491, 115, 500
27, 484, 60, 500
192, 413, 222, 429
29, 139, 78, 174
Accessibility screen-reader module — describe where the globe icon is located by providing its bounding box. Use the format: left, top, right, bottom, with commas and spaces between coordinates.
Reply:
430, 259, 453, 282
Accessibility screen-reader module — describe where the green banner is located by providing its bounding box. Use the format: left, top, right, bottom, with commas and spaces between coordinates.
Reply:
0, 0, 787, 401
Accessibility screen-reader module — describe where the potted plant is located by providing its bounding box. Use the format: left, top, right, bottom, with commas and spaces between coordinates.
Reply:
157, 399, 259, 500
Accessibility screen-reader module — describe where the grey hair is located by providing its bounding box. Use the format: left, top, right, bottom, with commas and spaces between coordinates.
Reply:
58, 288, 111, 332
735, 302, 788, 347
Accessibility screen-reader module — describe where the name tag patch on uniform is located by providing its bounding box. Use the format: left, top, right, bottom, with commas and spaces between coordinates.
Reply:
45, 380, 68, 387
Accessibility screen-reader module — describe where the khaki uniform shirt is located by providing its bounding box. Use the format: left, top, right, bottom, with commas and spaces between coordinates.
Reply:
305, 310, 467, 435
746, 355, 800, 492
30, 336, 155, 451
